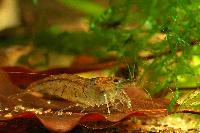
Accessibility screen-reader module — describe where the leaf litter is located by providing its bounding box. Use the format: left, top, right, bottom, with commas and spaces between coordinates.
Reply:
0, 68, 174, 132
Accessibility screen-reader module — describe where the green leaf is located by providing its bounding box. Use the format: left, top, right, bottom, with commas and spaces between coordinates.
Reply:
57, 0, 104, 15
178, 89, 200, 112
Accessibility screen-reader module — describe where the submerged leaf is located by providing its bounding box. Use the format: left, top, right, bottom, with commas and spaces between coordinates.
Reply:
0, 68, 172, 132
178, 89, 200, 114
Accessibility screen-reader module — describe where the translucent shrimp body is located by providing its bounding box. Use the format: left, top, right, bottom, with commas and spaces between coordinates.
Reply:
27, 74, 132, 109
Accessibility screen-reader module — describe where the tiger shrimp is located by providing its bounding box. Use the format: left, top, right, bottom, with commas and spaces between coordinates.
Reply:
27, 73, 132, 113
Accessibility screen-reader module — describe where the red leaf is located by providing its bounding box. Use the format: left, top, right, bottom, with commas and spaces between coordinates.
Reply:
0, 67, 173, 132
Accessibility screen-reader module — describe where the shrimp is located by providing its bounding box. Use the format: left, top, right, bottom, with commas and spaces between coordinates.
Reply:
27, 74, 132, 110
